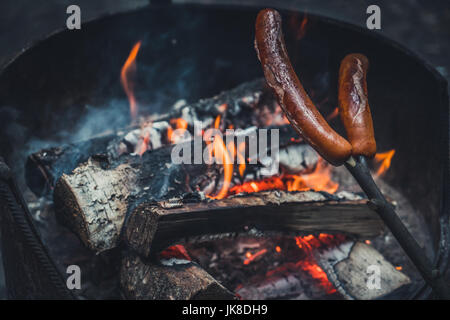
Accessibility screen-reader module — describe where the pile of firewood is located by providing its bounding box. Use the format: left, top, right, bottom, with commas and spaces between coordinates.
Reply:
24, 80, 410, 300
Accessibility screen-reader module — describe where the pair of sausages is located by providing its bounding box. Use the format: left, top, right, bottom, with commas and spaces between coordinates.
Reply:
255, 9, 376, 165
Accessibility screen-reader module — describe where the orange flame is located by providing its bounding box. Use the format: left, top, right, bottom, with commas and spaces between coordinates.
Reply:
229, 157, 338, 196
243, 248, 268, 265
210, 136, 233, 200
136, 126, 151, 156
207, 115, 234, 200
286, 157, 339, 193
373, 149, 395, 177
236, 234, 344, 295
237, 141, 246, 178
296, 260, 336, 294
294, 234, 347, 294
297, 13, 309, 40
290, 12, 309, 40
121, 41, 142, 122
167, 118, 188, 143
214, 114, 222, 130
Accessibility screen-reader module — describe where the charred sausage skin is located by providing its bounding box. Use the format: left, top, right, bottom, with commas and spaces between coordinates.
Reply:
338, 53, 376, 157
255, 9, 352, 165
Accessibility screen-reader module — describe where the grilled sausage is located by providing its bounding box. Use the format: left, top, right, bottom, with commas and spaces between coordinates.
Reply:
338, 53, 376, 157
254, 9, 352, 165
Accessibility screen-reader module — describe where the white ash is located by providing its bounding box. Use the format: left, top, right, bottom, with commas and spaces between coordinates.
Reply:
160, 258, 191, 266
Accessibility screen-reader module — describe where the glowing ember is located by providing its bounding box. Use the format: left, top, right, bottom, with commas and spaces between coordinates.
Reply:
159, 244, 191, 261
120, 41, 142, 122
294, 234, 347, 294
243, 248, 268, 265
257, 103, 291, 127
230, 176, 284, 194
167, 118, 188, 144
373, 149, 396, 177
135, 127, 151, 156
286, 158, 339, 193
296, 260, 336, 294
229, 157, 339, 196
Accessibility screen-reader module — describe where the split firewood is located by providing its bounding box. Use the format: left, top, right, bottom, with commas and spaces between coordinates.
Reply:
25, 133, 120, 196
125, 190, 384, 258
316, 242, 411, 300
53, 125, 310, 253
26, 79, 275, 196
54, 139, 384, 254
120, 252, 235, 300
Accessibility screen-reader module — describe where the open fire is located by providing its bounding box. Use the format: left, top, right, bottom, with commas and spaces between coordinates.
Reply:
119, 41, 395, 202
18, 31, 409, 300
0, 0, 446, 301
88, 42, 401, 299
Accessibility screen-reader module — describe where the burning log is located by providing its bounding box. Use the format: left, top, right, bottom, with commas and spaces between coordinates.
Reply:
26, 78, 282, 196
52, 122, 311, 253
316, 242, 411, 299
54, 139, 382, 255
235, 241, 410, 300
235, 262, 339, 300
25, 133, 121, 196
125, 190, 384, 258
120, 253, 235, 300
54, 133, 383, 254
53, 135, 383, 254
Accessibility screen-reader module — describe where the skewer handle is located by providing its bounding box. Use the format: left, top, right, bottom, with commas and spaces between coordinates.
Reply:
345, 156, 450, 299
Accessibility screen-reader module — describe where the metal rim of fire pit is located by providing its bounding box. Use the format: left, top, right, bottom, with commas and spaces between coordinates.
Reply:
0, 2, 448, 300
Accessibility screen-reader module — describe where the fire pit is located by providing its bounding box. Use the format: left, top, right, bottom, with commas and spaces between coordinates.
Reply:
0, 3, 448, 300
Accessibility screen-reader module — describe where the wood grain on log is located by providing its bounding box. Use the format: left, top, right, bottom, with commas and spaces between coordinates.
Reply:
53, 125, 309, 253
125, 191, 384, 258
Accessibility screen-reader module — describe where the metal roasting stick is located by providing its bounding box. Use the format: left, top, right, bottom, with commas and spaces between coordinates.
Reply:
254, 9, 450, 298
345, 156, 450, 298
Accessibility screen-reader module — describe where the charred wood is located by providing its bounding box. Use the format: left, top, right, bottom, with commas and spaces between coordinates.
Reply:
53, 124, 308, 253
316, 242, 411, 299
27, 79, 280, 196
124, 190, 384, 258
120, 252, 234, 300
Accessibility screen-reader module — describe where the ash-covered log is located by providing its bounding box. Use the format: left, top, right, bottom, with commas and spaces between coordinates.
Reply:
52, 124, 310, 253
316, 242, 411, 299
54, 139, 383, 254
26, 79, 278, 196
120, 252, 235, 300
25, 133, 121, 196
235, 241, 410, 300
54, 139, 383, 253
235, 262, 334, 300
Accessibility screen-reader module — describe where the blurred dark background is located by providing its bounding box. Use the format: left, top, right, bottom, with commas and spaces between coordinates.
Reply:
0, 0, 448, 299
